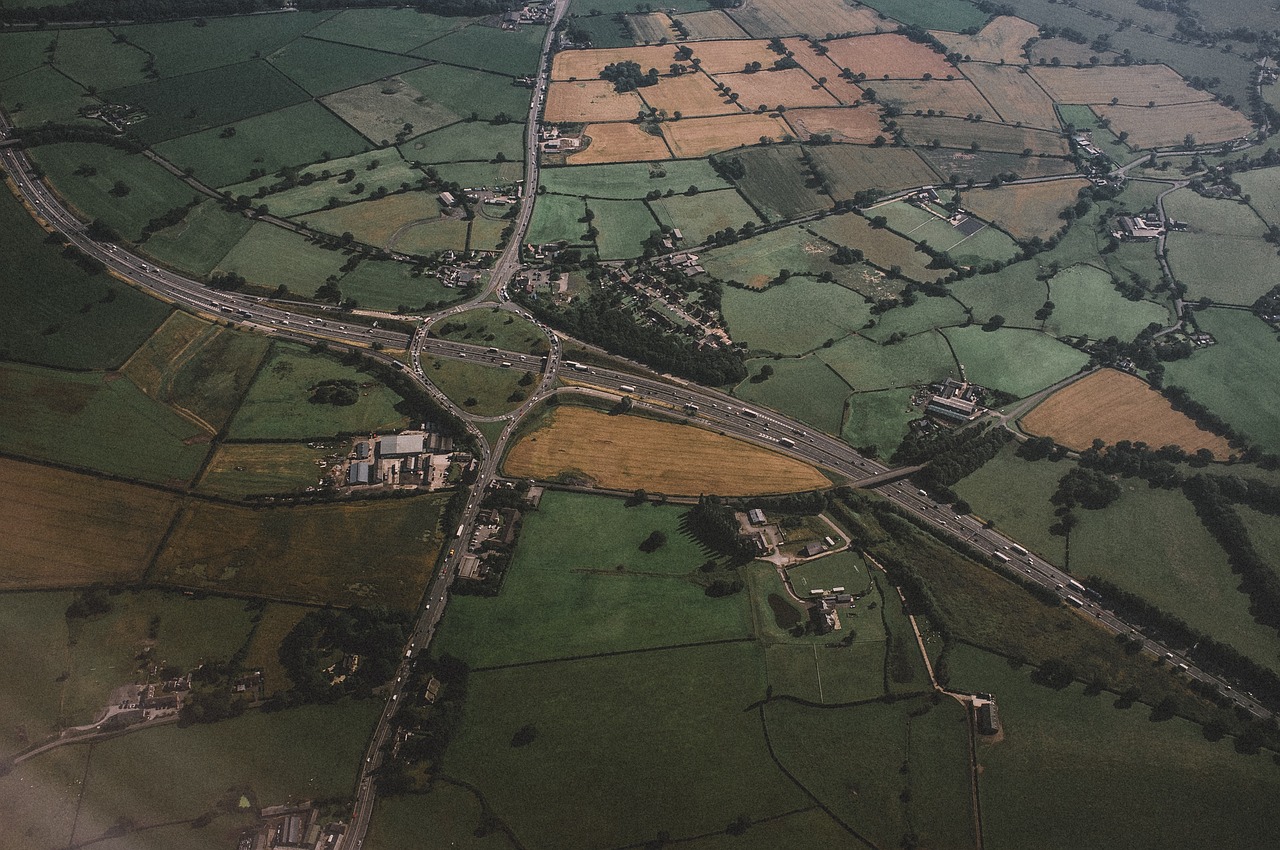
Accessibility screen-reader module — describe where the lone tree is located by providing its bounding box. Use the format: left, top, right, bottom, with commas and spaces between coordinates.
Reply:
639, 530, 668, 552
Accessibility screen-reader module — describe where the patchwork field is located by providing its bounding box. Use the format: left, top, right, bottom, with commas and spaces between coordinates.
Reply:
941, 326, 1090, 398
721, 275, 873, 354
661, 112, 792, 157
685, 38, 779, 75
727, 0, 884, 38
502, 404, 829, 494
154, 494, 448, 608
809, 145, 939, 199
214, 222, 348, 295
810, 213, 943, 281
303, 191, 446, 250
544, 79, 647, 122
648, 189, 760, 244
894, 116, 1070, 156
1093, 101, 1255, 148
713, 67, 838, 109
403, 120, 527, 164
733, 145, 831, 220
637, 73, 738, 117
783, 105, 883, 143
823, 33, 957, 80
702, 223, 843, 288
538, 159, 731, 198
197, 442, 332, 499
569, 122, 672, 163
0, 458, 179, 589
957, 178, 1088, 240
933, 15, 1039, 64
873, 79, 994, 117
140, 199, 255, 277
1021, 368, 1233, 457
552, 44, 681, 80
399, 63, 533, 123
1028, 64, 1210, 107
961, 62, 1062, 129
321, 77, 460, 144
735, 354, 852, 434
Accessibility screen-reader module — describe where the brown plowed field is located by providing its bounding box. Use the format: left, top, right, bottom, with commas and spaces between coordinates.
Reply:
931, 16, 1039, 65
545, 80, 647, 123
552, 45, 682, 80
639, 73, 738, 118
568, 122, 672, 164
503, 404, 830, 495
1028, 64, 1210, 106
783, 105, 882, 143
0, 458, 178, 589
1020, 368, 1233, 458
1094, 101, 1255, 148
714, 67, 839, 109
957, 178, 1089, 240
961, 63, 1061, 129
661, 112, 791, 157
823, 33, 956, 80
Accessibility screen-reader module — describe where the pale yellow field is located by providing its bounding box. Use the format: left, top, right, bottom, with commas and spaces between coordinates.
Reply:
962, 63, 1061, 129
661, 112, 792, 157
305, 191, 444, 249
824, 33, 957, 80
552, 45, 682, 80
675, 9, 750, 39
783, 105, 882, 143
1021, 369, 1233, 458
873, 79, 993, 116
629, 12, 676, 44
1029, 64, 1210, 106
638, 73, 738, 117
568, 122, 673, 164
503, 405, 830, 495
728, 0, 883, 39
931, 16, 1039, 64
0, 458, 179, 589
780, 37, 844, 83
545, 80, 647, 123
686, 38, 779, 74
1094, 101, 1255, 148
957, 178, 1090, 240
714, 67, 839, 109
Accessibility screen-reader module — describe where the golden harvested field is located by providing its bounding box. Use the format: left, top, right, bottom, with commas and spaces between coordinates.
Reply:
503, 404, 830, 495
544, 80, 647, 123
569, 122, 673, 164
121, 311, 209, 398
685, 38, 778, 74
783, 105, 881, 143
780, 37, 843, 82
552, 45, 681, 80
661, 112, 791, 157
1094, 101, 1255, 148
630, 12, 677, 44
1021, 369, 1233, 458
1029, 64, 1210, 106
957, 178, 1089, 240
638, 73, 737, 117
153, 494, 450, 609
873, 79, 993, 116
895, 115, 1070, 156
0, 458, 179, 589
961, 63, 1061, 129
714, 67, 839, 109
728, 0, 883, 39
809, 144, 939, 198
675, 10, 750, 40
824, 33, 957, 80
305, 191, 443, 249
931, 16, 1039, 64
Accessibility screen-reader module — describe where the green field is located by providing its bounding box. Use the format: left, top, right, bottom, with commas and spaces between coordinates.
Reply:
570, 11, 635, 48
139, 198, 254, 276
119, 13, 332, 78
1043, 263, 1170, 339
400, 63, 533, 123
1056, 104, 1135, 163
1236, 166, 1280, 228
29, 143, 198, 242
430, 160, 524, 190
268, 37, 426, 96
842, 387, 919, 457
539, 159, 731, 198
896, 116, 1070, 157
649, 189, 760, 245
1239, 505, 1280, 583
307, 7, 470, 53
948, 644, 1280, 850
817, 331, 958, 392
52, 27, 151, 91
701, 223, 845, 288
196, 441, 332, 498
0, 191, 171, 369
1072, 485, 1280, 673
810, 213, 944, 282
587, 197, 659, 258
953, 445, 1070, 563
222, 149, 423, 218
1162, 309, 1280, 451
434, 308, 547, 353
734, 145, 832, 221
108, 60, 310, 144
859, 0, 987, 29
402, 120, 527, 164
339, 259, 458, 312
412, 23, 547, 76
366, 781, 516, 850
214, 222, 348, 295
0, 592, 73, 760
1167, 231, 1280, 305
734, 355, 851, 433
1, 65, 98, 128
424, 357, 530, 416
154, 101, 373, 189
948, 269, 1049, 329
809, 145, 940, 200
921, 149, 1075, 184
527, 193, 588, 246
443, 641, 806, 849
941, 326, 1089, 398
396, 215, 472, 254
860, 294, 970, 343
435, 492, 752, 667
787, 550, 867, 595
229, 344, 409, 439
0, 30, 57, 81
0, 362, 211, 483
721, 277, 873, 354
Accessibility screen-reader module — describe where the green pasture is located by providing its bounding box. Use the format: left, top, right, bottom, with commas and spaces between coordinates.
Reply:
570, 11, 634, 48
223, 149, 422, 218
1162, 308, 1280, 451
941, 326, 1089, 398
587, 197, 659, 258
108, 60, 309, 144
527, 193, 588, 245
196, 442, 332, 499
400, 63, 533, 123
424, 357, 529, 416
307, 7, 471, 54
701, 223, 840, 287
395, 216, 471, 254
229, 343, 409, 439
30, 143, 197, 242
119, 13, 331, 78
268, 37, 425, 97
1072, 484, 1280, 673
431, 160, 524, 189
922, 149, 1074, 184
842, 387, 919, 456
140, 199, 253, 277
1, 742, 96, 850
809, 144, 940, 199
155, 101, 372, 190
859, 0, 987, 29
340, 260, 457, 311
1, 65, 98, 129
1167, 232, 1280, 305
817, 330, 958, 391
953, 444, 1069, 563
1164, 189, 1267, 238
469, 212, 513, 251
721, 276, 872, 354
1236, 166, 1280, 228
366, 782, 515, 850
412, 23, 547, 76
735, 145, 832, 221
649, 189, 760, 244
168, 327, 271, 432
949, 269, 1048, 329
1044, 264, 1170, 339
539, 159, 730, 198
734, 355, 850, 433
322, 79, 461, 146
444, 641, 804, 849
436, 493, 752, 668
402, 120, 526, 164
214, 222, 348, 295
0, 190, 171, 369
434, 308, 546, 353
1239, 506, 1280, 583
1056, 104, 1135, 162
0, 362, 211, 483
810, 213, 943, 282
788, 550, 867, 595
947, 644, 1280, 850
0, 30, 56, 81
896, 116, 1069, 157
671, 809, 860, 850
859, 295, 969, 343
0, 592, 73, 760
52, 27, 151, 91
570, 0, 710, 13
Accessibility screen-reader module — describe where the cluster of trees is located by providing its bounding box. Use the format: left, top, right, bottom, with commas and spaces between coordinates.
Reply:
309, 378, 360, 406
896, 425, 1011, 492
379, 654, 471, 792
684, 495, 753, 559
708, 154, 746, 181
1052, 467, 1121, 510
601, 61, 659, 92
275, 607, 413, 705
65, 588, 113, 620
1161, 386, 1247, 448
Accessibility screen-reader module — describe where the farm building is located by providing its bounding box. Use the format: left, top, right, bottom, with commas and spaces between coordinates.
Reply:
926, 378, 984, 423
347, 462, 373, 486
1115, 214, 1164, 241
748, 508, 767, 525
978, 701, 1000, 735
355, 441, 369, 459
800, 541, 829, 558
378, 434, 426, 457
